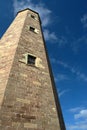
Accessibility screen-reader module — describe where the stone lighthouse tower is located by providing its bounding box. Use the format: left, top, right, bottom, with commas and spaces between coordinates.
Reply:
0, 9, 66, 130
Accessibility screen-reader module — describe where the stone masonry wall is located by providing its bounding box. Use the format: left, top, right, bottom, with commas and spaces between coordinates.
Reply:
0, 10, 29, 108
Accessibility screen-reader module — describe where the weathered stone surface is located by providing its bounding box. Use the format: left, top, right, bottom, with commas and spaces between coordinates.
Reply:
0, 9, 66, 130
24, 123, 37, 128
16, 98, 30, 104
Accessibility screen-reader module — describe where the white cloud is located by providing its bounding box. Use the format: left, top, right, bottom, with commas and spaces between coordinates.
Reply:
13, 0, 58, 42
75, 109, 87, 119
13, 0, 51, 27
81, 14, 87, 28
67, 108, 87, 130
67, 123, 87, 130
43, 29, 57, 42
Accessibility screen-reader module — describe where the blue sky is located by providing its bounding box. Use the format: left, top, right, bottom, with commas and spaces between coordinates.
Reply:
0, 0, 87, 129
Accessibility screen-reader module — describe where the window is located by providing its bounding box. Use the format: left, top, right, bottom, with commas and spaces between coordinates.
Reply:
30, 26, 35, 32
19, 53, 44, 68
28, 14, 38, 20
19, 53, 37, 66
31, 14, 35, 19
29, 26, 39, 34
27, 55, 36, 65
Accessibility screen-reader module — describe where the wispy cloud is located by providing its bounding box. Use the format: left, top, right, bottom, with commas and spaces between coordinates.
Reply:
58, 60, 87, 82
51, 58, 87, 82
67, 107, 87, 130
81, 14, 87, 28
71, 35, 87, 52
57, 36, 68, 47
54, 73, 69, 82
76, 72, 87, 82
43, 29, 58, 42
69, 107, 84, 113
58, 89, 70, 97
55, 73, 70, 97
13, 0, 58, 42
58, 34, 87, 53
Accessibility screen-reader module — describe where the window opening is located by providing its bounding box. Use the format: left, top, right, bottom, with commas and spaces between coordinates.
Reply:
31, 15, 35, 19
30, 26, 35, 32
27, 55, 36, 65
